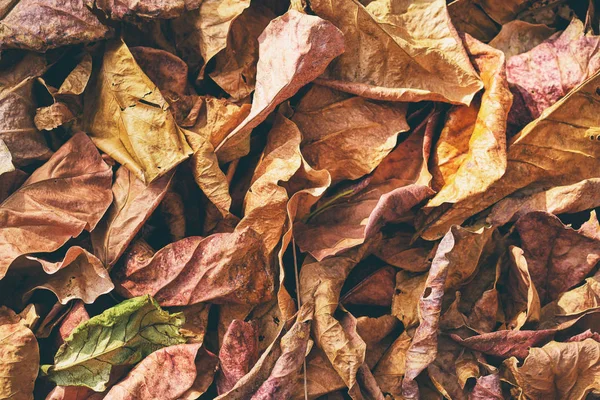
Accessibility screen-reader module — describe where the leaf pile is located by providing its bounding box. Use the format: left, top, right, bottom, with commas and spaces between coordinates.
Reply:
2, 0, 600, 399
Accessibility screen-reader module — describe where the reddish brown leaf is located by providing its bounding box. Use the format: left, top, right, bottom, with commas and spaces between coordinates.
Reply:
451, 329, 555, 359
215, 10, 345, 162
114, 227, 273, 306
217, 320, 259, 395
0, 133, 112, 279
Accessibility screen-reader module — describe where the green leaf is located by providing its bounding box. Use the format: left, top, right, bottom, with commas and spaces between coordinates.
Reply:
41, 295, 185, 391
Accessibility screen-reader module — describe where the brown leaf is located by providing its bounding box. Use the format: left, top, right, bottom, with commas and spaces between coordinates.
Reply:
469, 374, 504, 400
310, 0, 483, 104
299, 244, 371, 398
295, 108, 437, 261
173, 0, 251, 76
183, 127, 233, 220
216, 320, 259, 395
104, 343, 217, 400
215, 304, 312, 400
515, 211, 600, 302
503, 339, 600, 399
373, 331, 411, 397
447, 0, 500, 43
209, 3, 274, 100
215, 10, 345, 162
34, 103, 75, 131
488, 178, 600, 226
251, 305, 313, 399
0, 0, 111, 51
91, 167, 173, 268
0, 53, 52, 166
114, 227, 273, 306
505, 246, 541, 330
83, 39, 192, 184
292, 85, 408, 183
342, 266, 396, 307
507, 19, 600, 128
89, 0, 200, 20
402, 225, 492, 399
236, 112, 302, 254
299, 347, 346, 399
451, 329, 555, 359
0, 133, 112, 279
418, 68, 600, 239
426, 35, 512, 214
25, 246, 114, 304
0, 306, 39, 400
489, 20, 556, 59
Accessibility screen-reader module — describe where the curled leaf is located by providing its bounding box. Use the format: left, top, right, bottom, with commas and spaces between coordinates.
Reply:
215, 10, 345, 162
311, 0, 483, 104
0, 133, 112, 279
0, 306, 39, 400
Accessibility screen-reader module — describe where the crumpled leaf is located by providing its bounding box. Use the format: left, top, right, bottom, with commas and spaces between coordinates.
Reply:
0, 53, 51, 166
209, 4, 274, 100
103, 343, 217, 400
0, 0, 111, 51
83, 39, 192, 184
0, 132, 112, 279
215, 304, 313, 399
295, 108, 437, 261
113, 227, 273, 306
24, 246, 114, 304
470, 374, 504, 400
34, 103, 75, 131
91, 166, 174, 268
215, 10, 345, 162
173, 0, 251, 76
505, 246, 541, 330
236, 112, 302, 254
503, 338, 600, 399
418, 68, 600, 239
372, 331, 411, 397
507, 19, 600, 128
342, 266, 396, 307
89, 0, 201, 20
426, 35, 512, 212
489, 20, 556, 59
515, 211, 600, 302
488, 178, 600, 226
216, 320, 258, 395
451, 329, 555, 359
402, 225, 492, 399
41, 295, 185, 392
0, 306, 39, 400
310, 0, 483, 104
292, 85, 409, 183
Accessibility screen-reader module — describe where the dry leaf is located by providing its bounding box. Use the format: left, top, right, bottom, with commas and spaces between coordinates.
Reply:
469, 374, 504, 400
515, 211, 600, 302
0, 133, 112, 279
292, 85, 409, 183
295, 108, 437, 260
83, 39, 192, 184
216, 320, 259, 395
209, 3, 274, 100
489, 20, 556, 58
0, 53, 52, 166
91, 167, 173, 267
114, 228, 273, 306
0, 307, 39, 400
311, 0, 483, 104
0, 0, 110, 51
24, 246, 114, 304
419, 69, 600, 239
426, 35, 512, 211
89, 0, 200, 20
451, 329, 555, 359
104, 344, 217, 400
215, 10, 345, 162
503, 339, 600, 399
173, 0, 251, 76
507, 19, 600, 127
505, 245, 541, 330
